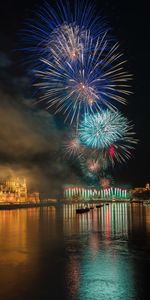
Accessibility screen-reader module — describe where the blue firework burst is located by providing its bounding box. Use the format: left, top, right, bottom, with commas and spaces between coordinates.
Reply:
20, 0, 132, 124
35, 32, 131, 123
79, 110, 132, 149
21, 0, 108, 70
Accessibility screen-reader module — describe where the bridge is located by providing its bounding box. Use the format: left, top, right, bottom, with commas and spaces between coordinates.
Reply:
64, 186, 131, 201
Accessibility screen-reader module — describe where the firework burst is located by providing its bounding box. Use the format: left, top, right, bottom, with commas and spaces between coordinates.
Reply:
63, 131, 84, 158
49, 24, 86, 63
21, 0, 107, 69
100, 175, 114, 188
81, 162, 100, 180
79, 110, 132, 149
79, 148, 110, 182
35, 32, 131, 124
103, 132, 138, 165
21, 0, 137, 177
85, 158, 101, 173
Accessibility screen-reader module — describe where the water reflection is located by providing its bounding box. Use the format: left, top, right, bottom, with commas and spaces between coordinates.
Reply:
0, 203, 150, 299
63, 204, 135, 299
63, 203, 129, 239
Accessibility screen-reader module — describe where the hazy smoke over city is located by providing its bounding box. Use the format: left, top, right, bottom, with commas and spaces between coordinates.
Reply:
0, 52, 81, 198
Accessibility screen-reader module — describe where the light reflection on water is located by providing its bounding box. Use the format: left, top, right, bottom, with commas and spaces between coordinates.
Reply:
0, 203, 150, 299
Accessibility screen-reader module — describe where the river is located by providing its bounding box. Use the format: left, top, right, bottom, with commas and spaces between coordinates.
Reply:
0, 203, 150, 300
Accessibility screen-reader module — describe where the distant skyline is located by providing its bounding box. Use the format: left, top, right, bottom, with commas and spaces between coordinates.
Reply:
0, 0, 149, 193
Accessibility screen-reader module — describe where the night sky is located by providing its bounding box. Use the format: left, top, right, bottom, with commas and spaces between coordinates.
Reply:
0, 0, 149, 196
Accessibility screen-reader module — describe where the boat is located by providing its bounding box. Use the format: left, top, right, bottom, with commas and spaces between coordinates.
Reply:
96, 204, 104, 208
76, 207, 90, 214
143, 200, 150, 205
112, 197, 116, 202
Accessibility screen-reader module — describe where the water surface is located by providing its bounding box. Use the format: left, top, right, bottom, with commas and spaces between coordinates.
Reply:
0, 203, 150, 300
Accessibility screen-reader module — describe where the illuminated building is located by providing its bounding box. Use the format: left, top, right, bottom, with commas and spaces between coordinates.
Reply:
131, 183, 150, 194
27, 192, 40, 203
64, 185, 130, 201
0, 177, 40, 203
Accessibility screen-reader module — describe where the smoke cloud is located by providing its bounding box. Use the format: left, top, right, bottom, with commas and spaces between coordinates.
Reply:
0, 52, 81, 198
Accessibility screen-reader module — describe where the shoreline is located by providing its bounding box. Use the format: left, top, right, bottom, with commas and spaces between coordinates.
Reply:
0, 199, 143, 210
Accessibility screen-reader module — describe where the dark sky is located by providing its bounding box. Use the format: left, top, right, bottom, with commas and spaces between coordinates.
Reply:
0, 0, 149, 194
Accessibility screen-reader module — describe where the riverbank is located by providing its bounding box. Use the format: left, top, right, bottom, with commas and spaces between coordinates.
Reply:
0, 201, 55, 210
0, 199, 134, 210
